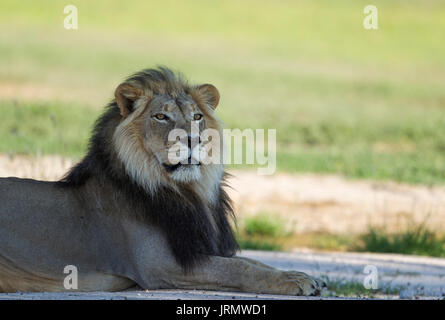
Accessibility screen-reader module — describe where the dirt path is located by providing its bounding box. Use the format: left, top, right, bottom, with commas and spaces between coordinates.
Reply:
1, 154, 445, 234
0, 249, 443, 300
228, 170, 445, 234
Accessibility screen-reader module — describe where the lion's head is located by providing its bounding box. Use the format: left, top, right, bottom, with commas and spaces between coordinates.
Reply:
110, 67, 224, 202
61, 67, 238, 269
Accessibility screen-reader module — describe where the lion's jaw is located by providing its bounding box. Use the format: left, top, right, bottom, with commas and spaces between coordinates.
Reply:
168, 163, 201, 183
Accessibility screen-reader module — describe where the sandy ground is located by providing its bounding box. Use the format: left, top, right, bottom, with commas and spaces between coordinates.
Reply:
0, 249, 443, 300
229, 171, 445, 234
2, 154, 445, 233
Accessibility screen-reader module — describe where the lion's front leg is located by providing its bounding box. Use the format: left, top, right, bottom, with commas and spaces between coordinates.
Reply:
159, 255, 326, 296
124, 223, 326, 296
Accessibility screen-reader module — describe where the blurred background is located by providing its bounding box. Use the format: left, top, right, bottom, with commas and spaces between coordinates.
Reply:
1, 0, 445, 258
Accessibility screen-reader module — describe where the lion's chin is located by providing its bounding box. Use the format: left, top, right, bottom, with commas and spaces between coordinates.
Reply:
168, 164, 202, 183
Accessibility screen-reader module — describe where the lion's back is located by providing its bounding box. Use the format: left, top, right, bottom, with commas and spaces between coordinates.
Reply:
0, 177, 63, 220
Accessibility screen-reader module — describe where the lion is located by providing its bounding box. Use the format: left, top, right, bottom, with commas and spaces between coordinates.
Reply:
0, 67, 326, 295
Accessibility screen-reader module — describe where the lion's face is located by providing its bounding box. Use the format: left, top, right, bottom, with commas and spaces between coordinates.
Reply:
112, 69, 222, 194
142, 93, 211, 183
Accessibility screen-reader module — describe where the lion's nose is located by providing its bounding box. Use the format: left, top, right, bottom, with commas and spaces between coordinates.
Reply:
188, 135, 202, 165
187, 136, 192, 149
187, 135, 201, 149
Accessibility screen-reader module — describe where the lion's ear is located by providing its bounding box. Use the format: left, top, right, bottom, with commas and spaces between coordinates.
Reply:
114, 83, 145, 117
195, 84, 220, 110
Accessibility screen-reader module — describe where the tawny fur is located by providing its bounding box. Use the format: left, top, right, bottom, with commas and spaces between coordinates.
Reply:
0, 67, 325, 295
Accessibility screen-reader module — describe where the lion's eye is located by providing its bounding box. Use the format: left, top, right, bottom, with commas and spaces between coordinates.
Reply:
193, 114, 203, 121
154, 113, 168, 121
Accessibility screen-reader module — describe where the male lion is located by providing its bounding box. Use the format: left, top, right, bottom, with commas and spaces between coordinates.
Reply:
0, 67, 326, 295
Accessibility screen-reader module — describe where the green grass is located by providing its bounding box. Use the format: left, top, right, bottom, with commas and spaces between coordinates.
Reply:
322, 277, 405, 298
1, 1, 445, 184
236, 238, 283, 251
243, 213, 287, 237
0, 100, 98, 157
236, 213, 289, 251
237, 214, 445, 258
237, 213, 354, 252
299, 233, 356, 252
355, 223, 445, 257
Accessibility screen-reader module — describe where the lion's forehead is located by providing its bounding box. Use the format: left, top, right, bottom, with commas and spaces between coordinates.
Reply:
150, 94, 200, 118
176, 96, 199, 115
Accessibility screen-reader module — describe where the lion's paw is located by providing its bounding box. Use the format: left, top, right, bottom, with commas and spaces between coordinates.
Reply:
279, 271, 327, 296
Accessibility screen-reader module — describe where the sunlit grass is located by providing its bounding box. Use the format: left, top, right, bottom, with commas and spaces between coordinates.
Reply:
236, 213, 289, 251
1, 1, 445, 184
237, 213, 445, 258
355, 223, 445, 257
0, 100, 97, 157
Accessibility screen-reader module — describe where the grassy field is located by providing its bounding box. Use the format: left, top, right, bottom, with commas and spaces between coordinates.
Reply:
1, 0, 445, 184
237, 214, 445, 257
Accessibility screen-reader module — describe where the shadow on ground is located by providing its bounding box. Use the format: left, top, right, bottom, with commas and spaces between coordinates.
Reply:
0, 250, 444, 300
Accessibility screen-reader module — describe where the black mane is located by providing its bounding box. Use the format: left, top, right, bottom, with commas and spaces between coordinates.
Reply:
58, 101, 239, 272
